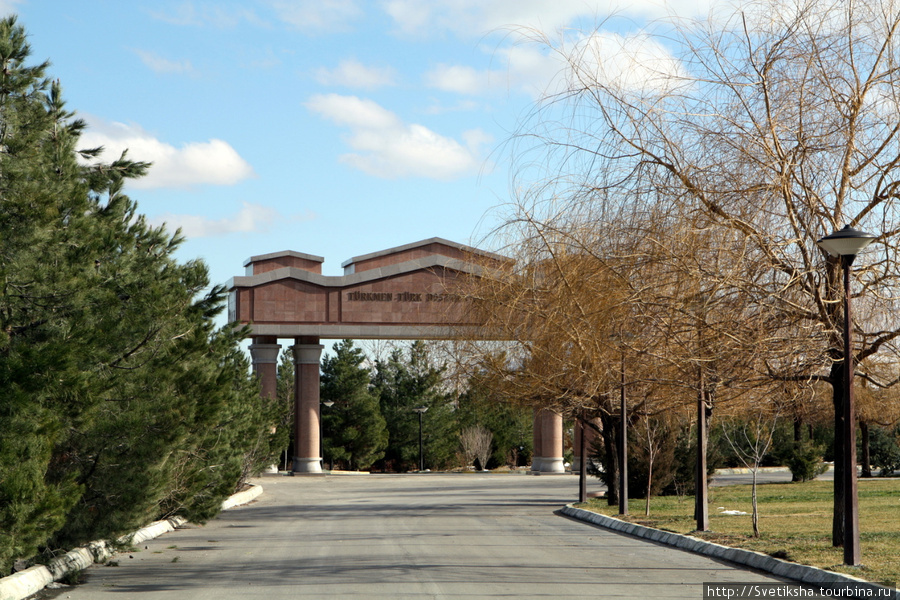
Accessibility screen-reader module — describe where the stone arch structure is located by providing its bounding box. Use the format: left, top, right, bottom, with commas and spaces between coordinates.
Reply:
228, 238, 565, 474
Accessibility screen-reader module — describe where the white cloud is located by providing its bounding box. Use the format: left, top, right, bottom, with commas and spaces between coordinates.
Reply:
149, 2, 264, 28
423, 99, 481, 115
269, 0, 363, 32
0, 0, 22, 16
135, 49, 195, 74
384, 0, 717, 38
423, 41, 562, 99
80, 118, 256, 189
427, 21, 688, 100
314, 59, 398, 89
424, 64, 497, 95
563, 31, 688, 96
147, 0, 263, 29
305, 93, 492, 180
150, 202, 312, 238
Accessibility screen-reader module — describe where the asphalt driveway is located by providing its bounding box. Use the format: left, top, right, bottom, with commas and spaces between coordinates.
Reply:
40, 473, 788, 599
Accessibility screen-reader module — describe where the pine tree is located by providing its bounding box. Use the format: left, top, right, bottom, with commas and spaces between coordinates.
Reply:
372, 341, 457, 471
0, 16, 274, 572
456, 374, 533, 468
320, 340, 387, 471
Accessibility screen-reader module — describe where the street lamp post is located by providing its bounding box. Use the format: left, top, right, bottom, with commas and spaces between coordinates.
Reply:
320, 400, 334, 471
817, 224, 876, 566
620, 353, 628, 516
413, 406, 428, 472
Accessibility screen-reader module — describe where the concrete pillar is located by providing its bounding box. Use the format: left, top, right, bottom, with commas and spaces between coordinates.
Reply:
540, 409, 565, 473
292, 337, 324, 474
249, 337, 281, 400
531, 407, 543, 472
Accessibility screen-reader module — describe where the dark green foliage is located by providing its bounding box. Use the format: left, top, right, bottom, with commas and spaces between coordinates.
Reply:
587, 415, 678, 500
867, 425, 900, 476
628, 417, 678, 498
372, 341, 457, 471
784, 440, 829, 482
455, 376, 532, 468
0, 16, 271, 575
586, 413, 619, 504
321, 340, 387, 470
662, 422, 723, 497
271, 350, 296, 471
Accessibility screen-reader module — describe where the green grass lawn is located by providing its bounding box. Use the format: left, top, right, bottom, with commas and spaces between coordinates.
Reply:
578, 478, 900, 585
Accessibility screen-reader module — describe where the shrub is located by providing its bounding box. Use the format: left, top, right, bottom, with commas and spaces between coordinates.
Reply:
868, 425, 900, 477
785, 440, 828, 482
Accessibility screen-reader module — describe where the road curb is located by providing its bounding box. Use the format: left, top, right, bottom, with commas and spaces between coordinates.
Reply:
0, 483, 262, 600
561, 504, 897, 598
221, 482, 264, 510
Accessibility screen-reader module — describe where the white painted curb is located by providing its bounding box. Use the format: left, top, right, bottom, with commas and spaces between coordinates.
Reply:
0, 484, 261, 600
561, 505, 897, 599
221, 483, 263, 510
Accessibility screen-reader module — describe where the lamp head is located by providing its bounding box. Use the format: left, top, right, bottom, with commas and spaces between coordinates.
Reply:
817, 225, 876, 258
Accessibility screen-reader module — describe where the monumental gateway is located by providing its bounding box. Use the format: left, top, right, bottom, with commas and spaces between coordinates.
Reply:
228, 238, 565, 474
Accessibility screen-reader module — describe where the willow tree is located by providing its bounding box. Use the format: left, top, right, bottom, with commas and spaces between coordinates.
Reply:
460, 207, 678, 505
509, 0, 900, 547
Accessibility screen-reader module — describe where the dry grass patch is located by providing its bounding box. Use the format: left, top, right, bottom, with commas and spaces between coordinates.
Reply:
579, 479, 900, 585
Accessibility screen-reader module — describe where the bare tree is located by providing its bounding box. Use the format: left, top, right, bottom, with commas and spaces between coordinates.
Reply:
502, 0, 900, 548
721, 405, 781, 538
635, 412, 665, 517
460, 425, 494, 470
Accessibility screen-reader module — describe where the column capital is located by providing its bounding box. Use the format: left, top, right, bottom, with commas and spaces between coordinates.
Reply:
249, 343, 281, 365
292, 343, 324, 365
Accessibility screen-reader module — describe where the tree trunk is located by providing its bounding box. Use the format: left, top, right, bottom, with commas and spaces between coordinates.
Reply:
600, 411, 619, 506
860, 421, 871, 478
695, 369, 709, 531
751, 468, 760, 538
791, 418, 803, 482
579, 413, 587, 503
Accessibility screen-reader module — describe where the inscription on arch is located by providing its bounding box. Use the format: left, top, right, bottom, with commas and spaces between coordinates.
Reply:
228, 238, 508, 340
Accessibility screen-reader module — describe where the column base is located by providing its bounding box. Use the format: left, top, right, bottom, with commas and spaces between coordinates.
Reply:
292, 457, 323, 474
539, 457, 565, 473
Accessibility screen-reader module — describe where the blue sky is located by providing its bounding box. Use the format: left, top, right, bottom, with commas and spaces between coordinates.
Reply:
6, 0, 715, 294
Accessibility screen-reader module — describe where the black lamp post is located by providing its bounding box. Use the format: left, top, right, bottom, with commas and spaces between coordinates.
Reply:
320, 400, 334, 471
817, 224, 876, 566
413, 406, 428, 472
619, 353, 628, 516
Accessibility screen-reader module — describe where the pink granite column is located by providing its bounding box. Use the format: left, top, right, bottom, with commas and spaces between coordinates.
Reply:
531, 407, 544, 472
249, 336, 281, 400
292, 337, 324, 474
540, 409, 565, 473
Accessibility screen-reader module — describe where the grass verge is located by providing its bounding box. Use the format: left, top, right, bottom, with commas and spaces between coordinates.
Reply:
578, 478, 900, 585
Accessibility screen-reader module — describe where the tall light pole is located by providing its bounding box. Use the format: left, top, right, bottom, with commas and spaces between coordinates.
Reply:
817, 224, 876, 566
413, 406, 428, 472
620, 353, 628, 516
319, 400, 334, 471
579, 410, 588, 504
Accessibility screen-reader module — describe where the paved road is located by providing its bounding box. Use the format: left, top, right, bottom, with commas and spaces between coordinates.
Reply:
710, 467, 833, 487
43, 473, 787, 600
